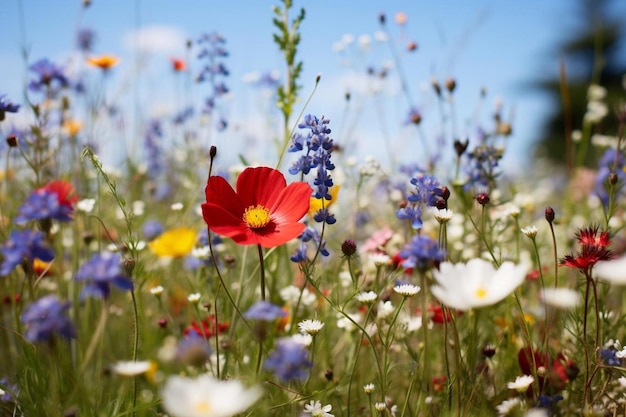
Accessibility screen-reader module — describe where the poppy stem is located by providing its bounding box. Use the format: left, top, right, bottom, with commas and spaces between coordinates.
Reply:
257, 244, 266, 301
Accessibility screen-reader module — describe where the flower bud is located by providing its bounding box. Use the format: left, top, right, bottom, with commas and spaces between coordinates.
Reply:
341, 239, 357, 258
6, 134, 18, 147
476, 193, 490, 206
454, 139, 469, 157
445, 77, 456, 93
545, 206, 555, 223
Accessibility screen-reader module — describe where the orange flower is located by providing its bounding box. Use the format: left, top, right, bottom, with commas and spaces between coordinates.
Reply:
395, 12, 408, 25
170, 57, 186, 72
63, 119, 83, 136
87, 54, 119, 70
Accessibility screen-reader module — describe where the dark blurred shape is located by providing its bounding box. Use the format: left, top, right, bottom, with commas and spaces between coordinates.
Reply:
532, 0, 626, 167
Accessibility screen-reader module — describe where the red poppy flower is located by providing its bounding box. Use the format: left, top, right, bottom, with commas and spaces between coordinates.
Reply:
202, 167, 312, 248
184, 315, 229, 339
40, 180, 79, 208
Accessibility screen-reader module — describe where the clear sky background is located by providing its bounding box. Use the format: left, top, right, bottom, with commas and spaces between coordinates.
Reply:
2, 1, 626, 176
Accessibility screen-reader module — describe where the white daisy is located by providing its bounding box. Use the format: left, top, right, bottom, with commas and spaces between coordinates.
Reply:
303, 400, 334, 417
298, 319, 325, 335
393, 284, 421, 297
187, 293, 201, 303
356, 291, 378, 304
110, 360, 154, 377
507, 375, 534, 393
160, 373, 261, 417
520, 226, 538, 238
595, 255, 626, 285
431, 259, 529, 311
540, 288, 581, 309
363, 383, 375, 393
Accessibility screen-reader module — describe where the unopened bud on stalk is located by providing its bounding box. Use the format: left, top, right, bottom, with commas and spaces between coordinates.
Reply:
545, 207, 555, 224
446, 77, 456, 93
476, 193, 490, 206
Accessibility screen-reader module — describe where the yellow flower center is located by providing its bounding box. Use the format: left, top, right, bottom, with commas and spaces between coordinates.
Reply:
243, 205, 271, 229
475, 287, 487, 299
194, 400, 211, 413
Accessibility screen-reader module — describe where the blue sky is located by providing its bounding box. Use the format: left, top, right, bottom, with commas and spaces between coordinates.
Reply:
2, 1, 625, 175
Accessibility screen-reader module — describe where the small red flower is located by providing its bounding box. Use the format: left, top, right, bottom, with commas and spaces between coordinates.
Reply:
560, 226, 613, 274
40, 180, 79, 208
170, 57, 186, 72
184, 315, 229, 339
429, 305, 462, 324
202, 167, 312, 248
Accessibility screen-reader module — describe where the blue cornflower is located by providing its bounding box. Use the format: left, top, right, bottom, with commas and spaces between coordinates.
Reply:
142, 219, 164, 240
313, 208, 336, 225
175, 330, 212, 365
399, 235, 446, 271
463, 137, 503, 192
20, 295, 76, 343
396, 206, 424, 230
594, 148, 626, 207
14, 190, 74, 225
0, 94, 20, 121
0, 229, 55, 276
0, 377, 18, 401
290, 227, 329, 263
76, 27, 96, 52
243, 301, 286, 321
290, 243, 308, 263
143, 119, 163, 179
74, 251, 134, 299
196, 31, 229, 131
599, 348, 621, 366
172, 106, 194, 125
536, 394, 564, 409
264, 338, 312, 381
396, 173, 444, 230
28, 58, 70, 92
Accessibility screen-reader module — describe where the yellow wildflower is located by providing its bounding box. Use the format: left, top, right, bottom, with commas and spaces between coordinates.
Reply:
148, 227, 197, 258
87, 54, 120, 70
309, 185, 340, 216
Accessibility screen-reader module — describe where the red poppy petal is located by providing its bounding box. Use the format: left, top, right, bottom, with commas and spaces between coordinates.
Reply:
42, 180, 79, 205
270, 182, 313, 223
236, 167, 286, 208
258, 222, 306, 248
201, 203, 246, 237
205, 175, 244, 216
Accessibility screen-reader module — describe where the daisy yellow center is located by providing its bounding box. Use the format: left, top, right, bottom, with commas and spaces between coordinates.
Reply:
475, 287, 487, 299
243, 205, 271, 229
194, 400, 211, 413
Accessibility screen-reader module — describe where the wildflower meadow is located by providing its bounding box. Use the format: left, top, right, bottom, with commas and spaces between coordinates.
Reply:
3, 1, 626, 416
